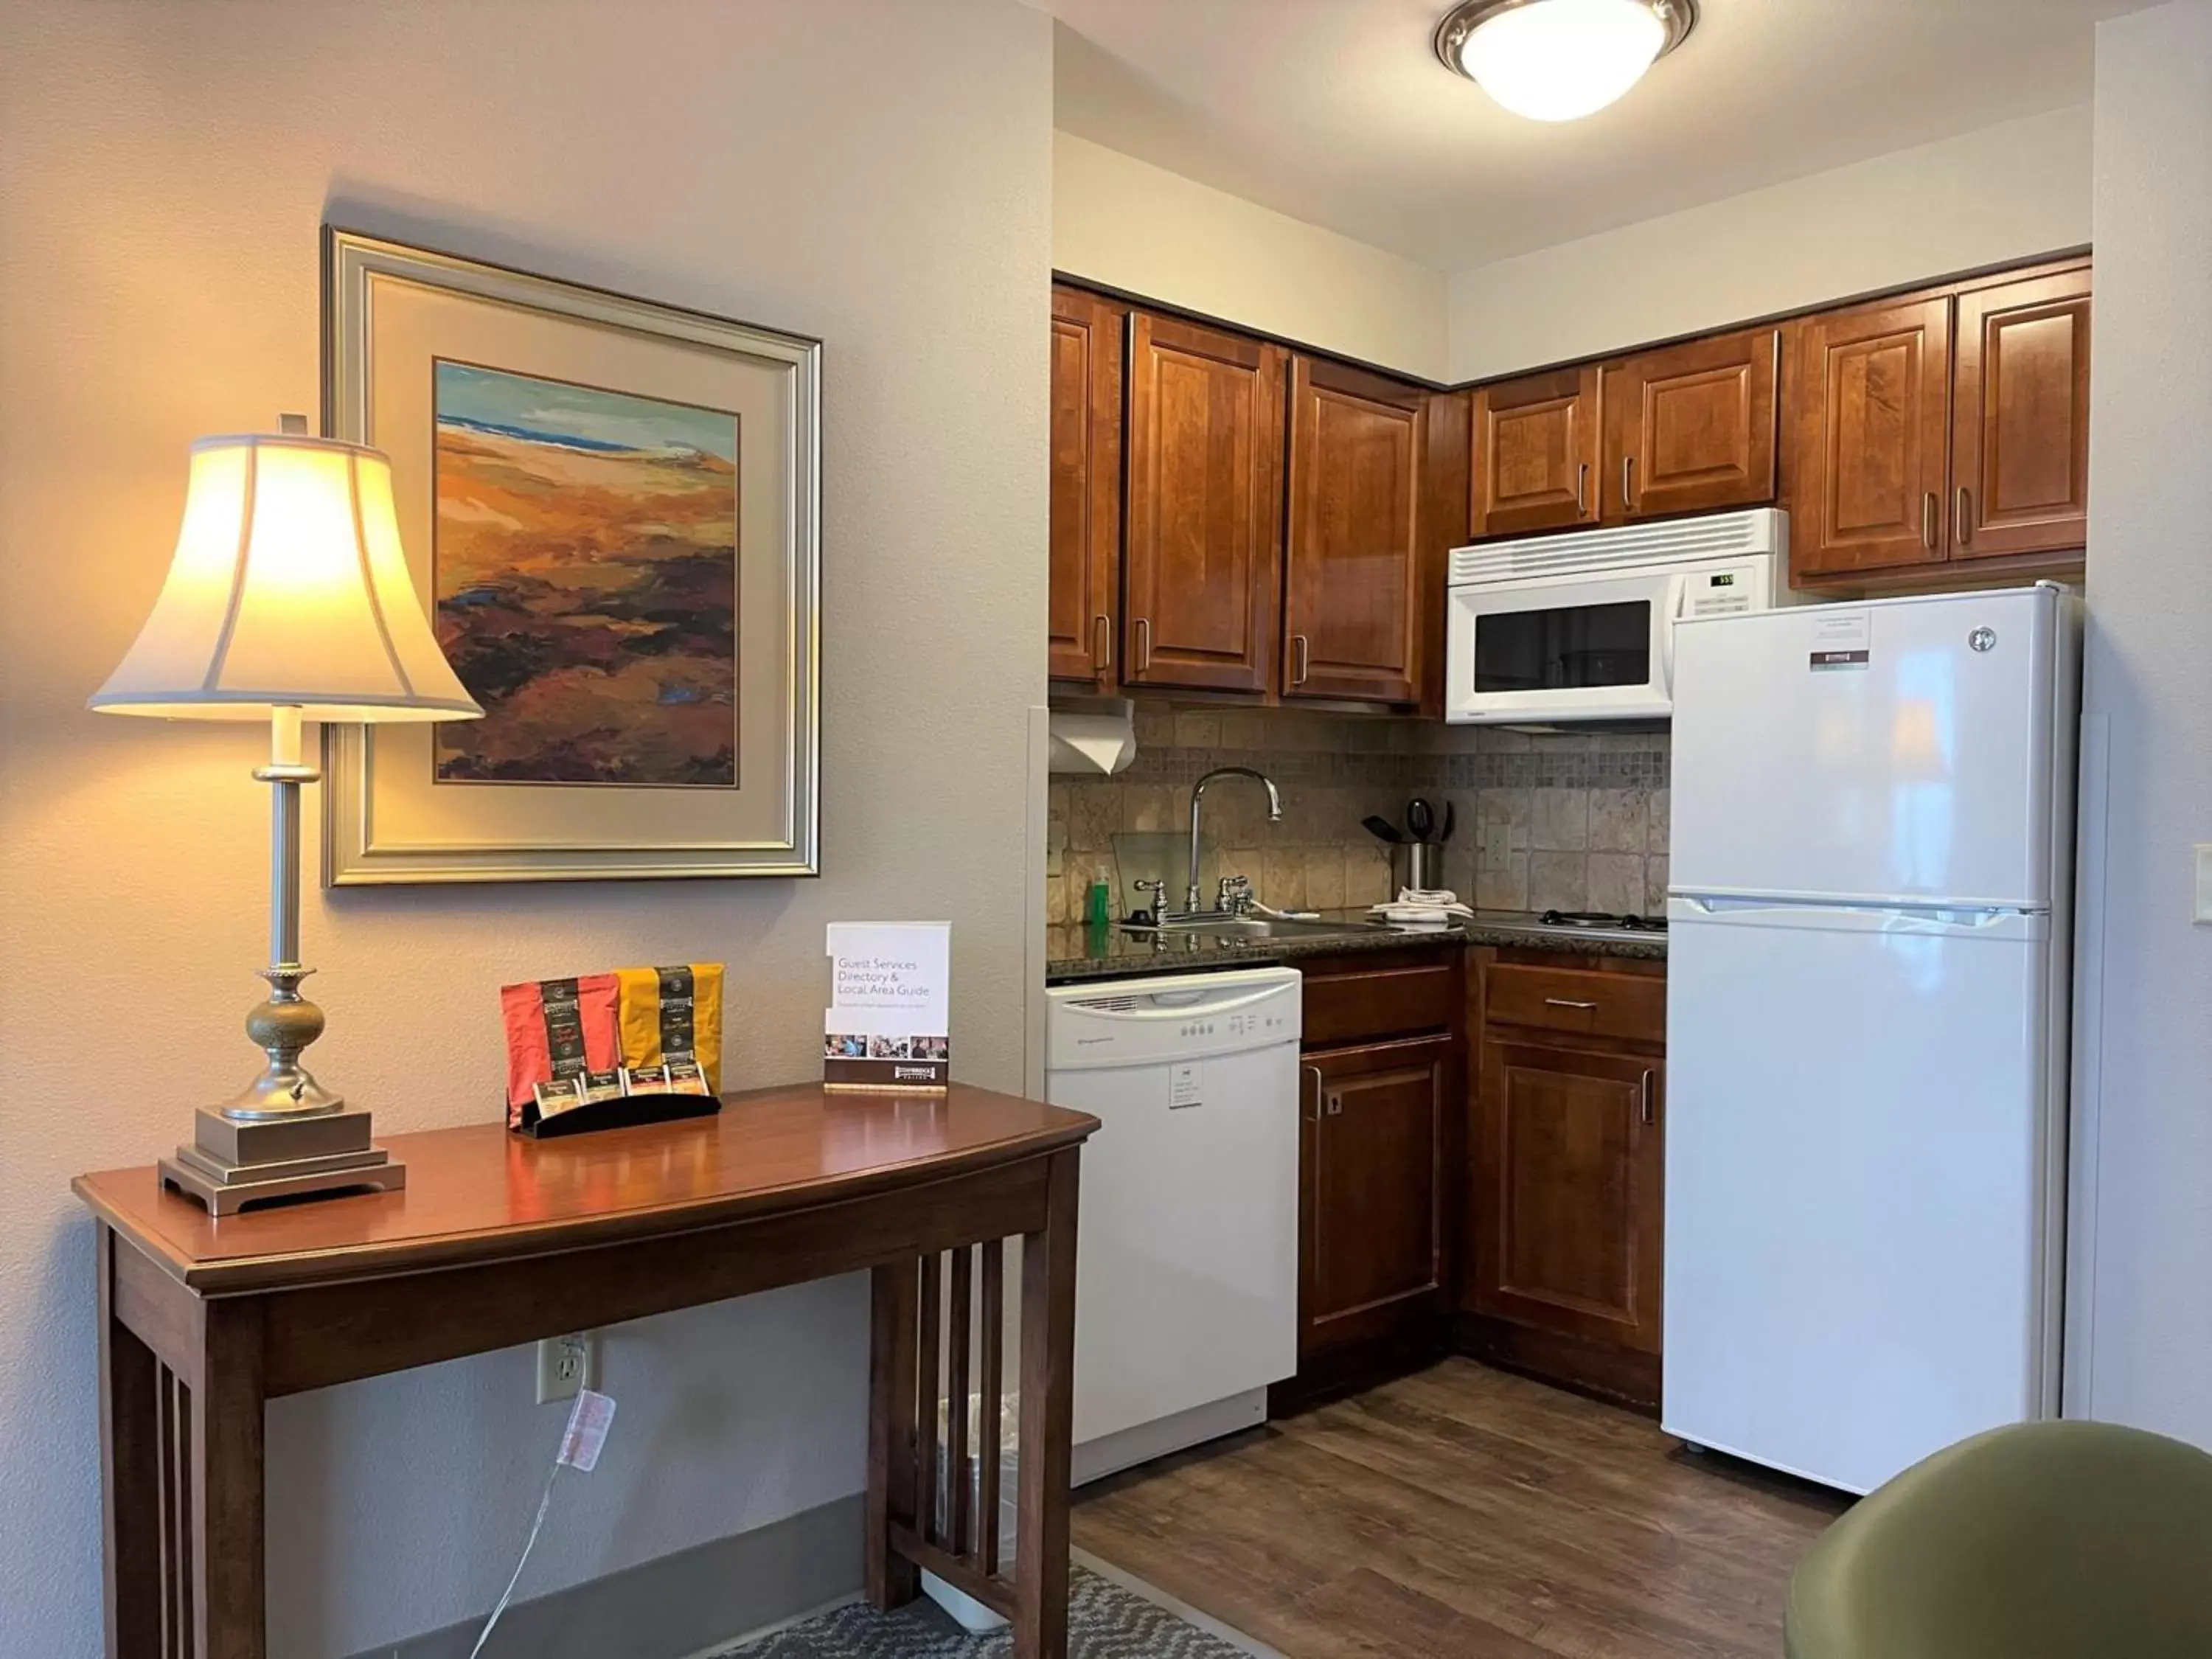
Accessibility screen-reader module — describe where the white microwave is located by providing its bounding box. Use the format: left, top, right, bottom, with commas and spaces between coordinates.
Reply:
1444, 509, 1787, 724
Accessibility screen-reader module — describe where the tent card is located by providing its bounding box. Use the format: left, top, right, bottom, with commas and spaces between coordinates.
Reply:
824, 922, 952, 1092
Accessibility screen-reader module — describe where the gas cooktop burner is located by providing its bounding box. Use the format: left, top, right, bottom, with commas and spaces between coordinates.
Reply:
1537, 910, 1669, 933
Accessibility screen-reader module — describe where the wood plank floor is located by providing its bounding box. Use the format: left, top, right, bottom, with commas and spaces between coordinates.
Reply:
1071, 1358, 1850, 1658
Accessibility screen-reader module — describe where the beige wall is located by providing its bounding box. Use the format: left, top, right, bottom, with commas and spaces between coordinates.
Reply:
0, 2, 1051, 1654
2070, 0, 2212, 1445
1054, 131, 1451, 381
1447, 103, 2094, 382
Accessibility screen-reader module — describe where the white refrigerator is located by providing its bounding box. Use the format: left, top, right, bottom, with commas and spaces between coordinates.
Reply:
1663, 584, 2081, 1495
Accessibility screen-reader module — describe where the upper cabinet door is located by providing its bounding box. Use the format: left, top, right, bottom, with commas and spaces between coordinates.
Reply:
1790, 298, 1955, 579
1471, 365, 1601, 539
1048, 289, 1124, 686
1604, 327, 1780, 521
1124, 313, 1287, 695
1951, 268, 2092, 563
1282, 358, 1426, 705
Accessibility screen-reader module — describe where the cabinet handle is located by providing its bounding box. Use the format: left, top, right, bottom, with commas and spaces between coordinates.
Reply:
1292, 633, 1311, 686
1621, 455, 1635, 510
1092, 613, 1113, 672
1304, 1065, 1324, 1122
1576, 462, 1589, 516
1135, 616, 1152, 674
1641, 1068, 1656, 1127
1923, 491, 1938, 550
1955, 487, 1972, 547
1545, 997, 1599, 1011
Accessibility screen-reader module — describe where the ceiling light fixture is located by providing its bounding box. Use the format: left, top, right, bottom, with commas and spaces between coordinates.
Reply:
1434, 0, 1697, 123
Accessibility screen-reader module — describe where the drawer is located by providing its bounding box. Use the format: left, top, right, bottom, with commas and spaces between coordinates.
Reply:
1484, 962, 1664, 1046
1303, 959, 1459, 1047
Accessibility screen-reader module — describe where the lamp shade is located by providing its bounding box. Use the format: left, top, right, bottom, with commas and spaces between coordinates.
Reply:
91, 433, 483, 723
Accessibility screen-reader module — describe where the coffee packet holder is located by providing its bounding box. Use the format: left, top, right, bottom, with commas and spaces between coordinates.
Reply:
514, 1079, 723, 1140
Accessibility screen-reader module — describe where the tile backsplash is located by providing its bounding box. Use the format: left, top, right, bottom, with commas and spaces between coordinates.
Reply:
1047, 706, 1671, 924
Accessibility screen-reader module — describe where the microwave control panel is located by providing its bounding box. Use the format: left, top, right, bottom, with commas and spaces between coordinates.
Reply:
1683, 561, 1769, 620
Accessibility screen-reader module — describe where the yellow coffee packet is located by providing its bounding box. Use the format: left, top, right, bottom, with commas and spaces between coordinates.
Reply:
616, 964, 724, 1094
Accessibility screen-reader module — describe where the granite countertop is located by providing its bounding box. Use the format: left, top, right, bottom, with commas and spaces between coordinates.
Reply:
1045, 909, 1665, 984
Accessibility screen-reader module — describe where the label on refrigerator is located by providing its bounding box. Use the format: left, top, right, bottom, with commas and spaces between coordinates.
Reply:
1809, 610, 1872, 672
1169, 1062, 1203, 1110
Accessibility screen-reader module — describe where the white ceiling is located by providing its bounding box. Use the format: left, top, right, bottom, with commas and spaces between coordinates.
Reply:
1042, 0, 2145, 272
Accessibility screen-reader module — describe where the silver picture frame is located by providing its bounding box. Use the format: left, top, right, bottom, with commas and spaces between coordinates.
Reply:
320, 227, 821, 883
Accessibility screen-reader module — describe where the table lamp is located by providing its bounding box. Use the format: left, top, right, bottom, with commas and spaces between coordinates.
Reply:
91, 415, 483, 1214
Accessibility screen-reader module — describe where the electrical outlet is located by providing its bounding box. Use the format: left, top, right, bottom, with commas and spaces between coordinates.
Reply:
2196, 845, 2212, 923
536, 1332, 597, 1405
1478, 822, 1512, 875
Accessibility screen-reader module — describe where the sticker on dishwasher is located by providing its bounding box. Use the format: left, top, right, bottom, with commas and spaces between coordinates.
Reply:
1169, 1062, 1203, 1110
1809, 610, 1872, 671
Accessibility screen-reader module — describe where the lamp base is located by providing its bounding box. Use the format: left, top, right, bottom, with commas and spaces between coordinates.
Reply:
159, 1107, 405, 1216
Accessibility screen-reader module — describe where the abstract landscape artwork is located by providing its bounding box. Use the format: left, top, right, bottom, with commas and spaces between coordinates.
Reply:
431, 360, 740, 787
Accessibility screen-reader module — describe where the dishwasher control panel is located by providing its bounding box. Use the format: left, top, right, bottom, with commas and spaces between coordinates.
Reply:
1045, 967, 1304, 1070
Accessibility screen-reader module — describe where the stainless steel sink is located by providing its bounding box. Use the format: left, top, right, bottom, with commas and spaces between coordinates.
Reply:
1135, 915, 1393, 942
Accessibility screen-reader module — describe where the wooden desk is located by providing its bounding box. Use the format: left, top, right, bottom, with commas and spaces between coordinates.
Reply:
74, 1082, 1098, 1659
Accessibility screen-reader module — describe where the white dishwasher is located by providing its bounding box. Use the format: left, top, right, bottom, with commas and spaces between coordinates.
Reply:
1046, 966, 1302, 1486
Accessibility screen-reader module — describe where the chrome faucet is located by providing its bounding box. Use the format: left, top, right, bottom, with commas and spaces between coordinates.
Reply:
1186, 766, 1282, 915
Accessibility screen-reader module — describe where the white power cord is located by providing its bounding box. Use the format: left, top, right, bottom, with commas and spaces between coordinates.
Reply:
465, 1388, 616, 1659
466, 1458, 566, 1659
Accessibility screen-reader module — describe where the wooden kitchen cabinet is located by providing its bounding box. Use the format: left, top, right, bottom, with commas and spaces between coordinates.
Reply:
1273, 947, 1464, 1407
1463, 951, 1666, 1411
1471, 365, 1601, 538
1301, 1033, 1452, 1362
1282, 357, 1426, 704
1951, 266, 2093, 562
1603, 327, 1780, 521
1790, 296, 1955, 580
1471, 1040, 1663, 1358
1048, 287, 1124, 686
1122, 311, 1287, 695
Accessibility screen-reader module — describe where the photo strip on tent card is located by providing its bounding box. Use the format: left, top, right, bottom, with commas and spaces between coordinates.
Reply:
824, 922, 951, 1092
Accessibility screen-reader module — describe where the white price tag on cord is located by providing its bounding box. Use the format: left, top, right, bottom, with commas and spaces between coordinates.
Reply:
559, 1388, 616, 1472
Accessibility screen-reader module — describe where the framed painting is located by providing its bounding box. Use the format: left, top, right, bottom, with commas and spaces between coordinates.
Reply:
320, 228, 819, 882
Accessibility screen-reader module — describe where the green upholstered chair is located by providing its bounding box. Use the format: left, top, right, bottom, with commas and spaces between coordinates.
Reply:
1785, 1420, 2212, 1659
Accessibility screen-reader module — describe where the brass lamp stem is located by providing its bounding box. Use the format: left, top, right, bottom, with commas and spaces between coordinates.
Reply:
223, 705, 343, 1121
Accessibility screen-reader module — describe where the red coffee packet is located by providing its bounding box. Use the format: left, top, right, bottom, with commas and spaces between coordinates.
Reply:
500, 973, 622, 1129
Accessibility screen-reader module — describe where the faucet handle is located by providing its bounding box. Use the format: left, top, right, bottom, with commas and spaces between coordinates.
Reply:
1130, 878, 1166, 923
1217, 874, 1254, 915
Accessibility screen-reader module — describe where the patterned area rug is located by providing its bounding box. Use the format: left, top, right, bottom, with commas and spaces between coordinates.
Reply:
706, 1565, 1259, 1658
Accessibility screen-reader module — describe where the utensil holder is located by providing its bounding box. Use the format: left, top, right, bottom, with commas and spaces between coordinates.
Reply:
1391, 842, 1441, 894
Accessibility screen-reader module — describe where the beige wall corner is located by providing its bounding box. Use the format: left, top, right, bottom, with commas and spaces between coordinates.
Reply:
2071, 0, 2212, 1447
1054, 131, 1451, 382
1447, 102, 2094, 382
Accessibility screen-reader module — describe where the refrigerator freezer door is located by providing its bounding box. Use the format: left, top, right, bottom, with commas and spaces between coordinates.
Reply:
1670, 587, 2061, 907
1663, 902, 2058, 1495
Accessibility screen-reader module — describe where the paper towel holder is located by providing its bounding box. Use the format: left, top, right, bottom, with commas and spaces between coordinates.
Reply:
1047, 695, 1137, 776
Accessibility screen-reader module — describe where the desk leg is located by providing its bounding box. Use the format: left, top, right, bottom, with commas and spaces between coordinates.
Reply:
1015, 1148, 1079, 1659
866, 1258, 921, 1610
100, 1228, 163, 1659
191, 1299, 266, 1659
97, 1238, 267, 1659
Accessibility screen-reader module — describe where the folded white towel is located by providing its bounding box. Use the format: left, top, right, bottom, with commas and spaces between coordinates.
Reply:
1369, 886, 1475, 925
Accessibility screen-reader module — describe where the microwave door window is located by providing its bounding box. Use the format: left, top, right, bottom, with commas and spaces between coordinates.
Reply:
1473, 600, 1652, 692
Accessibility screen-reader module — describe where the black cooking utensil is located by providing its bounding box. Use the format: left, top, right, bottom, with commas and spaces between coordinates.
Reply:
1439, 800, 1456, 844
1362, 815, 1405, 845
1407, 799, 1436, 842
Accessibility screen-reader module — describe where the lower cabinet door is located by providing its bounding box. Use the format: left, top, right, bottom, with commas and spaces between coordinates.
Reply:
1472, 1039, 1663, 1356
1300, 1034, 1451, 1358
